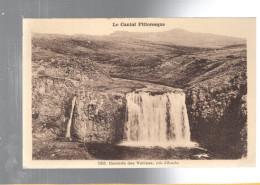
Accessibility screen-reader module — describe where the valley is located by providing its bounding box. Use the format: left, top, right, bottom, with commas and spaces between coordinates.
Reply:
31, 29, 247, 160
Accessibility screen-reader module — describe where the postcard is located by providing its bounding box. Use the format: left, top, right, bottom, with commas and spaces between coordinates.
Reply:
23, 18, 256, 168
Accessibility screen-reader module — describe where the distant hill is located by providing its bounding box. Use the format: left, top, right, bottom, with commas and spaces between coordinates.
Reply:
109, 29, 246, 48
32, 32, 246, 89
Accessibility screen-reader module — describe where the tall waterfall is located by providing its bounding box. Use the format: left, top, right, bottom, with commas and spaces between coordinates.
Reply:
121, 91, 195, 148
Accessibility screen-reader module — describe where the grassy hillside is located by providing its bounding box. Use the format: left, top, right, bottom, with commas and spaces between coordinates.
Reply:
110, 29, 246, 48
32, 32, 246, 90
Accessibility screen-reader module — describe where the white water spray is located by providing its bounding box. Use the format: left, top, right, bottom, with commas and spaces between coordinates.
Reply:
120, 91, 196, 148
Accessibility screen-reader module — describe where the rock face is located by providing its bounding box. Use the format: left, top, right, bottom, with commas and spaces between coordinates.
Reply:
32, 57, 125, 145
33, 78, 127, 144
72, 92, 126, 143
185, 74, 247, 159
32, 76, 76, 140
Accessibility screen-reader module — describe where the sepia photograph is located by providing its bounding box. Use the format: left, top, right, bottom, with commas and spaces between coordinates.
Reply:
23, 18, 256, 168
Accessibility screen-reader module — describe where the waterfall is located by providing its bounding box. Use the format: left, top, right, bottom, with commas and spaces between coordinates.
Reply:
120, 91, 196, 148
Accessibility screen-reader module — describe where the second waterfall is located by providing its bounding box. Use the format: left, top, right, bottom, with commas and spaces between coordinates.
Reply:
122, 91, 194, 147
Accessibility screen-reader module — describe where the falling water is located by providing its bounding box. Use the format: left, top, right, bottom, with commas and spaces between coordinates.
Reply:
121, 91, 196, 148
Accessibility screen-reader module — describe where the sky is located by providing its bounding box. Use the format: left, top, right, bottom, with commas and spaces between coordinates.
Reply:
25, 18, 255, 38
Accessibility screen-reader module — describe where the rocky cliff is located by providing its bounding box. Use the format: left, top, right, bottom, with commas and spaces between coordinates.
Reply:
186, 68, 247, 159
32, 57, 129, 159
72, 91, 126, 143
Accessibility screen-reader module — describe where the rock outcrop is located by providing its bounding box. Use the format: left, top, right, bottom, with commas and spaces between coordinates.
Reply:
186, 74, 247, 159
72, 92, 126, 143
32, 57, 122, 146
